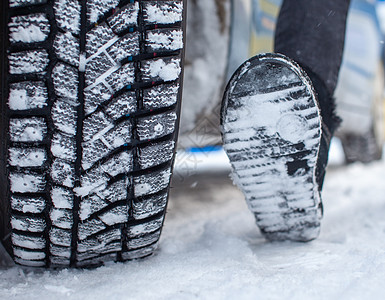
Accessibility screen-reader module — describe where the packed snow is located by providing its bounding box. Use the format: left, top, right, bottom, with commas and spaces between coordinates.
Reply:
144, 2, 183, 24
147, 30, 183, 51
8, 14, 50, 44
148, 58, 181, 82
2, 142, 385, 299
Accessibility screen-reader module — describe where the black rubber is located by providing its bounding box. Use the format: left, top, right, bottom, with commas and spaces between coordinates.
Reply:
341, 130, 383, 164
221, 53, 323, 242
1, 0, 185, 268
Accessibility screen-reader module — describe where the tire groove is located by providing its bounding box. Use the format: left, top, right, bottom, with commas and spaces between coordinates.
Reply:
70, 0, 87, 268
40, 1, 58, 267
84, 209, 165, 242
119, 0, 145, 259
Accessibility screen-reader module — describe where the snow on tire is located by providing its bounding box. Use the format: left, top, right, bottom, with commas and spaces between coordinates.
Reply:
0, 0, 185, 267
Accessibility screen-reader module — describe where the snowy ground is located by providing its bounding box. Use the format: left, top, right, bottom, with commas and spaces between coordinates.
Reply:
1, 142, 385, 299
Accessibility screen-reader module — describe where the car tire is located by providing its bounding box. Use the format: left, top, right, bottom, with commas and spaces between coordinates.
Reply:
1, 0, 185, 268
341, 63, 384, 164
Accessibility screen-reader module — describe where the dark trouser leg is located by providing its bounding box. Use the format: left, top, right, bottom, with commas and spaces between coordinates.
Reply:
274, 0, 351, 97
274, 0, 351, 189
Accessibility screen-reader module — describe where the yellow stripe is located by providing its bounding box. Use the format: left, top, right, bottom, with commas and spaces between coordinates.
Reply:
249, 34, 274, 56
259, 0, 280, 17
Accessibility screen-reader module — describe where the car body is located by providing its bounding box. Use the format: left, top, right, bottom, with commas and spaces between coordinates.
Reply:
179, 0, 385, 164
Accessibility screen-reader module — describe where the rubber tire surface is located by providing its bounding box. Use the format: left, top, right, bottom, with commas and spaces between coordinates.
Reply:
1, 0, 185, 268
341, 64, 384, 164
341, 130, 382, 164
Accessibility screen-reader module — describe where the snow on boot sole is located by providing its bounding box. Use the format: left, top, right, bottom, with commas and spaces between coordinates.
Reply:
221, 53, 323, 242
0, 0, 185, 268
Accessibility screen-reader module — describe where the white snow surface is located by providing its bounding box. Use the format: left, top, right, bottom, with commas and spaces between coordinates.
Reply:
9, 23, 47, 44
147, 30, 183, 51
148, 58, 181, 82
144, 2, 183, 24
2, 147, 385, 298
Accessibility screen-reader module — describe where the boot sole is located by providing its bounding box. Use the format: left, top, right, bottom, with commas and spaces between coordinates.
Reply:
221, 53, 323, 242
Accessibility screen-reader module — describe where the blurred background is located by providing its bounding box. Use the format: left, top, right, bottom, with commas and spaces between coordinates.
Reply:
174, 0, 385, 181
